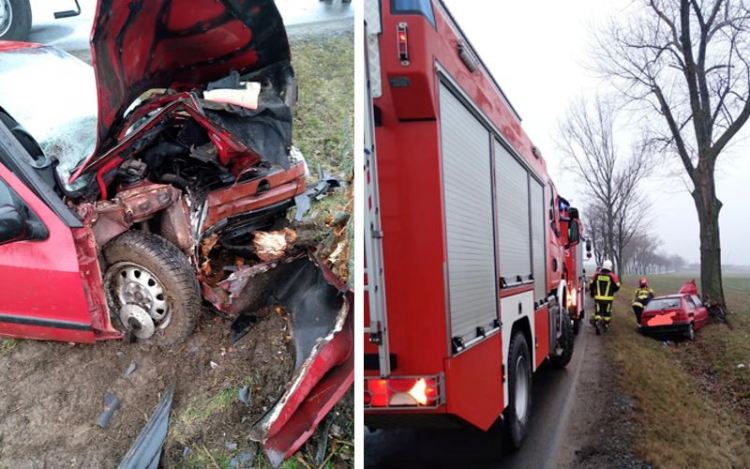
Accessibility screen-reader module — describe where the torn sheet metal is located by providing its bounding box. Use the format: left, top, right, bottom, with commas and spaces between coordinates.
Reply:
119, 385, 175, 469
294, 170, 343, 221
228, 256, 353, 466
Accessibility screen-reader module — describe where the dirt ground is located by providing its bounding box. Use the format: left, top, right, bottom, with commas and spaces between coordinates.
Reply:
0, 299, 351, 468
558, 320, 649, 469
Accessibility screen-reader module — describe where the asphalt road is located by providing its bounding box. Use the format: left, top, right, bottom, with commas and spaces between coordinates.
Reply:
365, 318, 597, 468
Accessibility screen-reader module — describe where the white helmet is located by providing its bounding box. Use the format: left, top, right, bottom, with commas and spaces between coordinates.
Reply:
602, 260, 613, 271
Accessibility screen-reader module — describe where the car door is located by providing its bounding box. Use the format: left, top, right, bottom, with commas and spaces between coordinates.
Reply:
691, 294, 710, 328
0, 162, 95, 343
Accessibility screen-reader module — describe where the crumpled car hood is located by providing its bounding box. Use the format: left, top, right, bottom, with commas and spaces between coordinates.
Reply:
89, 0, 290, 159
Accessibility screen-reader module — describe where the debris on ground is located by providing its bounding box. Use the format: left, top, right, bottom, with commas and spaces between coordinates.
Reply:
230, 448, 257, 468
238, 385, 251, 406
119, 385, 174, 469
96, 392, 121, 429
124, 362, 137, 377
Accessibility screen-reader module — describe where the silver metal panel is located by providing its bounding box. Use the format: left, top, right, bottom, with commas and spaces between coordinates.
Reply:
495, 141, 532, 285
439, 84, 497, 343
530, 179, 546, 301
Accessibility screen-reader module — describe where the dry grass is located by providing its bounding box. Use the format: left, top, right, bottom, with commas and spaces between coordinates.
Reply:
608, 274, 750, 468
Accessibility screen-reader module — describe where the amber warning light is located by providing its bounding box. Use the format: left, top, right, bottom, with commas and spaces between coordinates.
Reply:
365, 376, 442, 408
397, 22, 409, 65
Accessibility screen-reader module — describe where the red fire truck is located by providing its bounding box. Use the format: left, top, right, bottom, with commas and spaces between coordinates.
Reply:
364, 0, 584, 448
560, 204, 593, 334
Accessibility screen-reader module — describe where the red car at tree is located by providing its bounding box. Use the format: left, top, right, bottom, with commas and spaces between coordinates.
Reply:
640, 280, 710, 340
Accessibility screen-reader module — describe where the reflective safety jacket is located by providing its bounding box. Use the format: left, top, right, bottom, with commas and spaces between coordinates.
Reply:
632, 287, 654, 309
589, 269, 620, 301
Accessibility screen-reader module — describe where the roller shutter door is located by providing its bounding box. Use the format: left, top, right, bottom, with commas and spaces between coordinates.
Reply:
529, 178, 546, 301
495, 141, 532, 286
439, 84, 497, 344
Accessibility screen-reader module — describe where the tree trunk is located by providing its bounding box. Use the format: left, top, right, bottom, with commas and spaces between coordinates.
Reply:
691, 164, 726, 307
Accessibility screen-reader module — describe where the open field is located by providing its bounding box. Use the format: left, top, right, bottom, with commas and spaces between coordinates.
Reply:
608, 274, 750, 468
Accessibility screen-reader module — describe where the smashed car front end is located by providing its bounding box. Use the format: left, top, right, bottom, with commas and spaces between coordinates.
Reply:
0, 0, 352, 463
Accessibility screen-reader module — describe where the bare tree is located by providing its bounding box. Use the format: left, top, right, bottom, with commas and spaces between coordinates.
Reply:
558, 95, 652, 276
596, 0, 750, 307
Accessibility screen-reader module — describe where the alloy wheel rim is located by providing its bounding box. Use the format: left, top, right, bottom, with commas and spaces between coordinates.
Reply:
105, 262, 171, 333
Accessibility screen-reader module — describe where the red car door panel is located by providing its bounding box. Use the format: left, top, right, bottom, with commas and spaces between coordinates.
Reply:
0, 163, 95, 343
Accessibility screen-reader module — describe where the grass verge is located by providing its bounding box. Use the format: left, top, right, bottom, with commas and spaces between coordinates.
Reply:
608, 274, 750, 468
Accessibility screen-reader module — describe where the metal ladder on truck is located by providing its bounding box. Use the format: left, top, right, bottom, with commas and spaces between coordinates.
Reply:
363, 4, 391, 377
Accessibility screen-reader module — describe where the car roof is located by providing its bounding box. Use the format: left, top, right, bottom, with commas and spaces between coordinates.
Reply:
651, 294, 686, 300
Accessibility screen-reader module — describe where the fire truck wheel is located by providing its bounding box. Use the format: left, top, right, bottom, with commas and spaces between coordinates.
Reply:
572, 317, 581, 335
551, 315, 574, 368
103, 231, 201, 346
504, 331, 532, 450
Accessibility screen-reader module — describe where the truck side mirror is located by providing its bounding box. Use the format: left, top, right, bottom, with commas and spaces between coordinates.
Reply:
568, 219, 580, 245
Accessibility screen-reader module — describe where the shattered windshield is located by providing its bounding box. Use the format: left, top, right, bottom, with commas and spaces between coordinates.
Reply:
0, 46, 97, 190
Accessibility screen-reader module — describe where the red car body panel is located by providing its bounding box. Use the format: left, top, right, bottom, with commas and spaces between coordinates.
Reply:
640, 282, 710, 334
0, 163, 96, 342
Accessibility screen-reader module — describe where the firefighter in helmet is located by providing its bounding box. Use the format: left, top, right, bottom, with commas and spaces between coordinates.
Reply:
589, 259, 620, 332
632, 277, 654, 326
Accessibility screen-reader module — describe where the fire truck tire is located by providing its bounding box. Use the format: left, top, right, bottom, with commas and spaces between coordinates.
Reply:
0, 0, 32, 41
572, 317, 581, 336
504, 331, 532, 450
551, 315, 574, 368
103, 231, 201, 346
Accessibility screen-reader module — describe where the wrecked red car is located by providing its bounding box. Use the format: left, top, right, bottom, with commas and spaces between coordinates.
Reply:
0, 0, 310, 345
640, 280, 709, 340
0, 1, 352, 463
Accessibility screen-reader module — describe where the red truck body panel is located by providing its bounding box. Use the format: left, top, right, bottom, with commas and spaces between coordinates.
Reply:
365, 0, 576, 431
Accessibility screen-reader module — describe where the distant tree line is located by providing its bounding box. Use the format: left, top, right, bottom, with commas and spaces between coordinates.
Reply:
620, 232, 687, 275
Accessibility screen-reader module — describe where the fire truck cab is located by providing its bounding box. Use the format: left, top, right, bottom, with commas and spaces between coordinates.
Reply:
364, 0, 583, 449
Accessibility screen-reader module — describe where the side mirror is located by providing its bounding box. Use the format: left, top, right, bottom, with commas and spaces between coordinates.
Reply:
0, 203, 28, 245
568, 219, 580, 245
0, 180, 47, 246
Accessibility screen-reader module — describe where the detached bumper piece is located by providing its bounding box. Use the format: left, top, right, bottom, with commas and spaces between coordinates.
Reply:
118, 385, 175, 469
231, 256, 353, 466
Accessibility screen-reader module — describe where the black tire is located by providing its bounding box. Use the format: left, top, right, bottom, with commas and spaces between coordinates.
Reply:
103, 231, 200, 346
0, 0, 32, 41
504, 331, 532, 450
572, 318, 580, 336
550, 315, 574, 368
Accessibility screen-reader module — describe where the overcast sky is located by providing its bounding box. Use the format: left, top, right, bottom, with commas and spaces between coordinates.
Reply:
443, 0, 750, 265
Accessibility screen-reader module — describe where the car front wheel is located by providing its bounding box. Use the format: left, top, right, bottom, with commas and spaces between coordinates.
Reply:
103, 231, 201, 346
